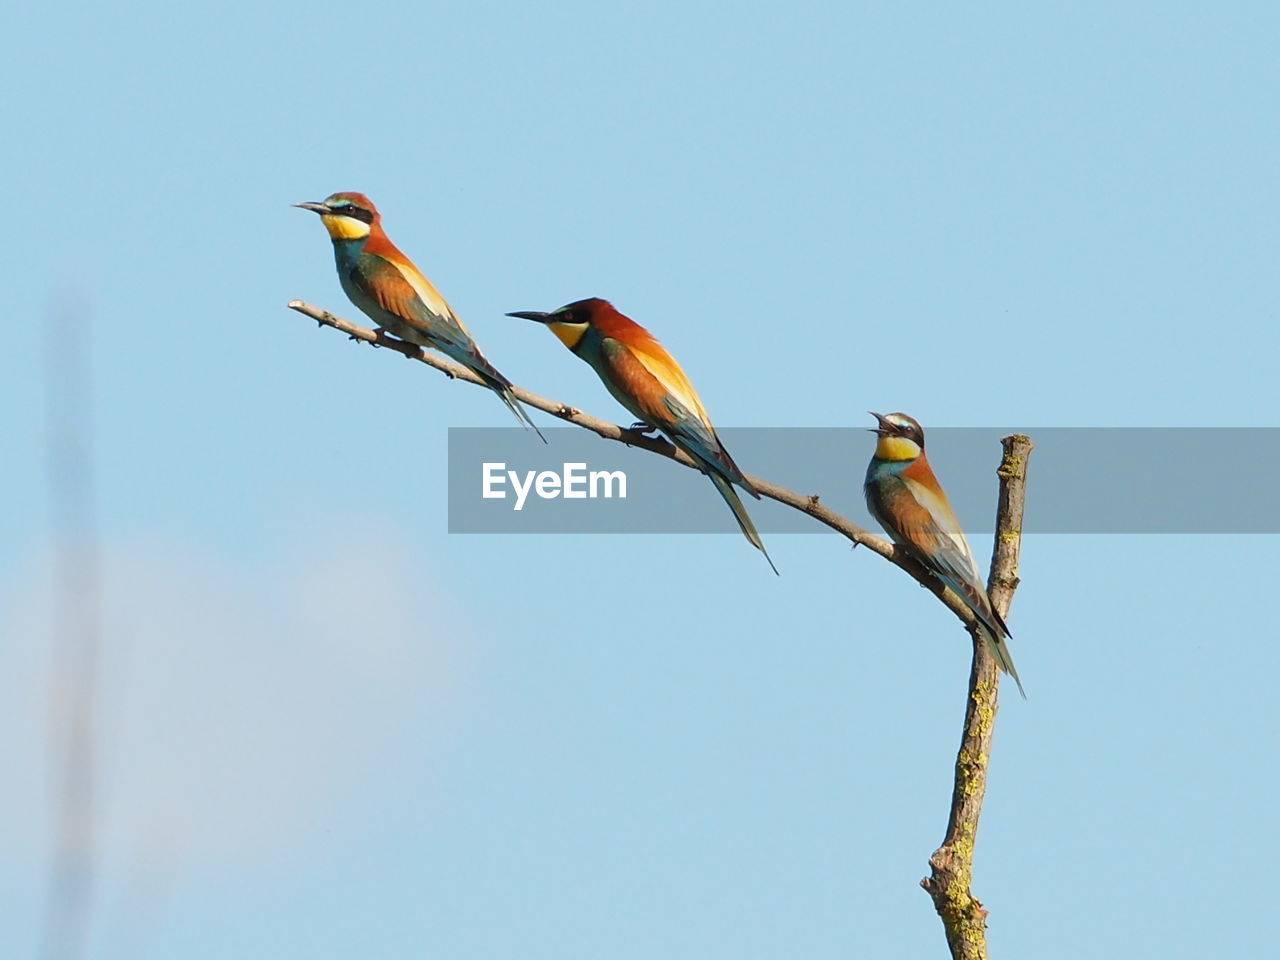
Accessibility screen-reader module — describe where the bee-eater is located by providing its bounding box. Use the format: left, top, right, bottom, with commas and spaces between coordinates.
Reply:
295, 192, 544, 440
864, 412, 1025, 696
507, 298, 777, 574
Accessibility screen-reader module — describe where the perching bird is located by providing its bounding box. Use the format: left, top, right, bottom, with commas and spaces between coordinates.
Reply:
864, 412, 1025, 696
294, 192, 543, 440
507, 298, 777, 574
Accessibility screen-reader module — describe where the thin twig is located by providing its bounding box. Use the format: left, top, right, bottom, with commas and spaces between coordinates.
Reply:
284, 299, 984, 629
920, 435, 1033, 959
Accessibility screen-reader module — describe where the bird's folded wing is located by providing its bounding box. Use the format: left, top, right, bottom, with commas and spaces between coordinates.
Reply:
599, 338, 750, 488
896, 475, 990, 607
625, 337, 712, 426
350, 254, 475, 351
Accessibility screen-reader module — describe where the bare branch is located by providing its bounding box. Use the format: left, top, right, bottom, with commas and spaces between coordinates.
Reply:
285, 299, 986, 630
921, 435, 1034, 959
288, 300, 1036, 955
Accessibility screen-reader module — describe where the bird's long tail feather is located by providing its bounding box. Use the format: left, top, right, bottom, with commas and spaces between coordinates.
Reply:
708, 472, 778, 575
980, 624, 1026, 699
945, 575, 1026, 698
438, 342, 546, 443
493, 381, 546, 443
466, 364, 545, 443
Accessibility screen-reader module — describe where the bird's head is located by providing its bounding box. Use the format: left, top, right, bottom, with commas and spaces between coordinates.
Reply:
293, 192, 379, 241
506, 297, 612, 351
869, 412, 925, 461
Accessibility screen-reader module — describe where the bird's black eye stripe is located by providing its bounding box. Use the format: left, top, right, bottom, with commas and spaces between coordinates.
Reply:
342, 205, 374, 224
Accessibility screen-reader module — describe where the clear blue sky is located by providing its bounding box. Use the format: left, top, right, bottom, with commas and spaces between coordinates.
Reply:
3, 2, 1277, 957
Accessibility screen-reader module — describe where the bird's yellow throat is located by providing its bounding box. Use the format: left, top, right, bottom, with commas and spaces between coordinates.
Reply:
875, 436, 922, 461
320, 214, 372, 241
549, 321, 588, 350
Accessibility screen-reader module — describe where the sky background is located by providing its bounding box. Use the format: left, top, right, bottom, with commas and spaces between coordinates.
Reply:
3, 1, 1278, 957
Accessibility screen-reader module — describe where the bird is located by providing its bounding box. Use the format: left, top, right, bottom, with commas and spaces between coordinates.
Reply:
507, 298, 777, 574
864, 412, 1025, 696
294, 192, 544, 440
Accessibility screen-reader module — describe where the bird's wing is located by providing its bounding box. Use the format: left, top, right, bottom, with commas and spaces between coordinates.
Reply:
900, 477, 983, 580
887, 473, 999, 626
348, 253, 478, 355
380, 250, 471, 332
624, 336, 712, 426
868, 464, 1020, 688
597, 337, 754, 491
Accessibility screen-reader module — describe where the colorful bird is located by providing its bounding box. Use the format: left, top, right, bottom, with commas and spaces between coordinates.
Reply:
295, 192, 543, 440
864, 412, 1024, 696
507, 298, 777, 574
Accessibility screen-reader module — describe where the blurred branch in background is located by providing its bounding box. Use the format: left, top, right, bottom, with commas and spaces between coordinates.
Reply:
42, 290, 101, 960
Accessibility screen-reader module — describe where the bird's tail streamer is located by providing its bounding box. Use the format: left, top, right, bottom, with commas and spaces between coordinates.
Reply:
981, 625, 1026, 699
494, 382, 546, 443
949, 577, 1027, 698
468, 362, 545, 442
708, 472, 779, 575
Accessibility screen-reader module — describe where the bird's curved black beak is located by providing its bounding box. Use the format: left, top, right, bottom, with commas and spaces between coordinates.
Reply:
293, 201, 332, 215
506, 311, 553, 323
869, 411, 894, 436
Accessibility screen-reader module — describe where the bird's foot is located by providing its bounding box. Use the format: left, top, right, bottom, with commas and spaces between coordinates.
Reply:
628, 421, 659, 435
